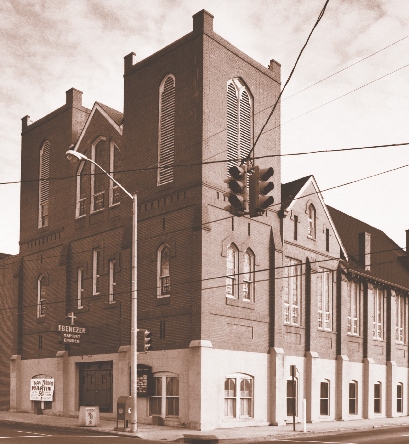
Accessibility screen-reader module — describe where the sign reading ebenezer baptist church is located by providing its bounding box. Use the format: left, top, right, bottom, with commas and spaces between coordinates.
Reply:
57, 312, 88, 345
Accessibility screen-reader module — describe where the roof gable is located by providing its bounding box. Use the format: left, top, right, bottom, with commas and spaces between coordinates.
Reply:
72, 102, 123, 151
281, 176, 348, 260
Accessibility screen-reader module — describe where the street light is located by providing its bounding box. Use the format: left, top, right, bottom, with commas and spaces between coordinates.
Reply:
66, 149, 139, 433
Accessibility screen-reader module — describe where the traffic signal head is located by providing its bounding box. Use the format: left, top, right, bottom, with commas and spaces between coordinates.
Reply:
224, 165, 247, 216
249, 166, 274, 216
144, 330, 153, 352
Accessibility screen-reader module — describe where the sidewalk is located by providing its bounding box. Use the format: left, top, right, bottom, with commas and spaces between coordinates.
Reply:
0, 410, 409, 442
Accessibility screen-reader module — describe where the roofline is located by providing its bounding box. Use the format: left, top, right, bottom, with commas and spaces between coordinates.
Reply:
72, 102, 123, 151
347, 268, 409, 294
285, 175, 349, 261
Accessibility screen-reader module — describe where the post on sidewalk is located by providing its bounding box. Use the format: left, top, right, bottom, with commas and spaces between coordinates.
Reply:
303, 398, 307, 432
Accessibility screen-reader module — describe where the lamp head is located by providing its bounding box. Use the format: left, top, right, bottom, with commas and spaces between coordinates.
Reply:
66, 149, 87, 163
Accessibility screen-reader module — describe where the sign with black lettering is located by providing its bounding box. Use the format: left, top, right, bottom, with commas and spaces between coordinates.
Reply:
137, 364, 152, 397
30, 378, 54, 401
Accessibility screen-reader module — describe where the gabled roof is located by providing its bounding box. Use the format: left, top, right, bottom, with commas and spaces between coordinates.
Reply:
72, 102, 123, 151
281, 176, 310, 210
96, 102, 123, 127
281, 175, 348, 260
328, 206, 409, 291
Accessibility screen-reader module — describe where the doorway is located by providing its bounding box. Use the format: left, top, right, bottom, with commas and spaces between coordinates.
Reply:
79, 361, 113, 413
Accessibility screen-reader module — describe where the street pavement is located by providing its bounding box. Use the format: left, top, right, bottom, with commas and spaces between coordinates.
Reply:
1, 410, 409, 442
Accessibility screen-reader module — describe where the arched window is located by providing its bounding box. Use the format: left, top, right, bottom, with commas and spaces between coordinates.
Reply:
158, 74, 175, 185
91, 136, 108, 212
224, 373, 253, 418
38, 141, 50, 228
226, 79, 253, 174
242, 249, 255, 301
226, 244, 238, 298
76, 161, 87, 218
308, 203, 316, 239
158, 244, 170, 297
109, 141, 120, 206
37, 275, 46, 318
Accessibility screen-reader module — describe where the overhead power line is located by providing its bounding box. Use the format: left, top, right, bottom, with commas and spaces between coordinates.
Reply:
244, 0, 330, 163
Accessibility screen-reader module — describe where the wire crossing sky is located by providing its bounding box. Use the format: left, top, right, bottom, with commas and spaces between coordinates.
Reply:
1, 0, 408, 254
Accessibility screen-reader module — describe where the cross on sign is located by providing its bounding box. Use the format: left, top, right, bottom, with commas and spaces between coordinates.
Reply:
66, 312, 76, 326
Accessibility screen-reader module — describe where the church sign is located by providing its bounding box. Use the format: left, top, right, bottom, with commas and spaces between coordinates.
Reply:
30, 378, 54, 401
57, 312, 88, 345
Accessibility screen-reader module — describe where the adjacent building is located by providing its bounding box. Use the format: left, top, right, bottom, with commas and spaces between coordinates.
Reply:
6, 9, 409, 431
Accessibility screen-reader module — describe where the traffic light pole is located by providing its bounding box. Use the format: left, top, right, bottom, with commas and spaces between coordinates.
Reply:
130, 193, 138, 433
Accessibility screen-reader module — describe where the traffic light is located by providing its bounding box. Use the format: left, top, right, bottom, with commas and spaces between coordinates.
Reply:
224, 165, 247, 216
249, 166, 274, 216
144, 330, 153, 352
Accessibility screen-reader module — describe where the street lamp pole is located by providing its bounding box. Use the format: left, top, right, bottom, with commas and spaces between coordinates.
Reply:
66, 149, 139, 433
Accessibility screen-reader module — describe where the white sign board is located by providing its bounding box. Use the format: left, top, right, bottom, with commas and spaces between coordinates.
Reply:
30, 378, 54, 401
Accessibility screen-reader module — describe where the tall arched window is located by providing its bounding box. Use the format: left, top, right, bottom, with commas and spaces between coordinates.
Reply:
158, 74, 175, 185
308, 203, 316, 239
226, 244, 238, 298
76, 161, 87, 218
91, 136, 108, 212
226, 79, 253, 174
158, 244, 170, 297
38, 141, 50, 228
242, 248, 255, 301
37, 275, 46, 318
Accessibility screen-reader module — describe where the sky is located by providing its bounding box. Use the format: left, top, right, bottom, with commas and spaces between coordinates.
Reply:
1, 0, 408, 255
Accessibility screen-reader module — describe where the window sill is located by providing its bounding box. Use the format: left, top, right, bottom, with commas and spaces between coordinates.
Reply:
226, 298, 255, 309
90, 209, 104, 215
102, 301, 118, 310
109, 203, 120, 209
75, 215, 86, 220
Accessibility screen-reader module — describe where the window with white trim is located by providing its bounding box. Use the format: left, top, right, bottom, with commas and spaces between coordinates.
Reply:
224, 374, 253, 418
373, 287, 385, 340
318, 268, 332, 330
77, 267, 84, 309
283, 257, 302, 325
242, 249, 255, 301
158, 74, 175, 185
109, 141, 120, 206
348, 281, 360, 335
76, 161, 87, 218
308, 204, 316, 239
109, 259, 116, 303
396, 293, 407, 344
374, 382, 381, 413
320, 380, 330, 416
91, 137, 108, 212
226, 244, 238, 298
226, 79, 253, 174
92, 248, 100, 295
397, 383, 403, 413
37, 275, 46, 318
38, 141, 50, 228
157, 244, 170, 297
349, 381, 358, 415
149, 374, 179, 418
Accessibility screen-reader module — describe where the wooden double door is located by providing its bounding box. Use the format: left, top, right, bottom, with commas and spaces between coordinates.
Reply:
79, 361, 113, 413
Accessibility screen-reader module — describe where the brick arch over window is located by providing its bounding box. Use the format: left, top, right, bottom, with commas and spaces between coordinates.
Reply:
226, 78, 253, 174
158, 74, 175, 185
38, 141, 50, 228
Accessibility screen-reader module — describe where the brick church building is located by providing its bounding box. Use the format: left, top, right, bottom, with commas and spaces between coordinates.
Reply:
7, 9, 409, 430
